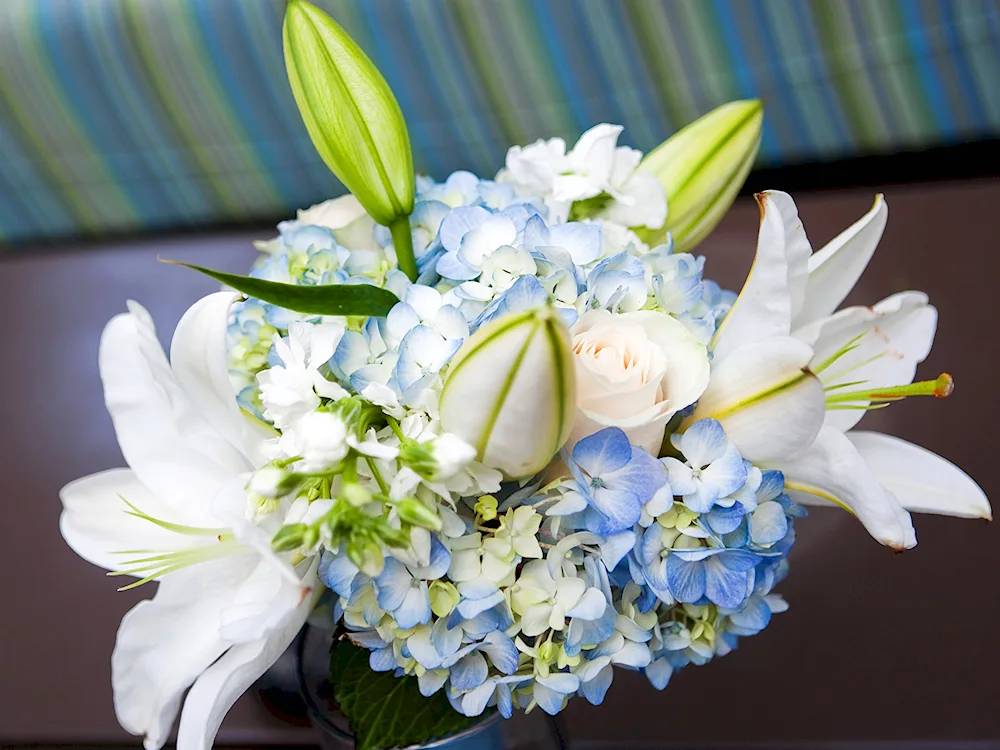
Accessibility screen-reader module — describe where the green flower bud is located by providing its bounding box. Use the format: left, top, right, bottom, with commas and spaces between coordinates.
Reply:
439, 306, 576, 479
341, 482, 373, 508
271, 523, 307, 552
395, 497, 443, 532
283, 0, 414, 227
474, 495, 498, 522
638, 99, 763, 252
428, 581, 460, 617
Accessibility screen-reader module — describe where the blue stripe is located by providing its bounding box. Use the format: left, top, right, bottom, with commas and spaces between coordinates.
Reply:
898, 0, 958, 137
38, 1, 164, 221
0, 117, 73, 234
192, 1, 292, 203
746, 0, 816, 158
532, 0, 589, 129
937, 0, 989, 133
788, 0, 853, 152
92, 1, 210, 217
710, 0, 778, 157
568, 2, 626, 132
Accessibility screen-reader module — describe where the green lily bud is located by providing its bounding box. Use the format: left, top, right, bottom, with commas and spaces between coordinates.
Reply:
283, 0, 414, 228
638, 99, 763, 252
395, 497, 443, 532
439, 306, 576, 479
271, 523, 307, 552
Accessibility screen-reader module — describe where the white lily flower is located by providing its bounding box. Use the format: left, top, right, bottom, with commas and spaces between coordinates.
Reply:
59, 294, 318, 750
692, 192, 989, 549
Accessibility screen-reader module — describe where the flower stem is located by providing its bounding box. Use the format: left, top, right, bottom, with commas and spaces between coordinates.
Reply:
390, 215, 418, 282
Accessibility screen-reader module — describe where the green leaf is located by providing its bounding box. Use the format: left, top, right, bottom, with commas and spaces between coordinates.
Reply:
331, 637, 484, 750
165, 261, 399, 317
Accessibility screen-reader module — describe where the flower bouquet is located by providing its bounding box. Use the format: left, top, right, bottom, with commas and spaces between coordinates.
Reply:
60, 3, 991, 750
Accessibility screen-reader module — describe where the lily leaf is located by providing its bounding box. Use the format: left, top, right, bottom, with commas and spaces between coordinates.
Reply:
331, 637, 484, 750
166, 261, 399, 317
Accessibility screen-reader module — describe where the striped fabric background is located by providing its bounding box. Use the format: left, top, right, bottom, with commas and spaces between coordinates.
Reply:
0, 0, 997, 245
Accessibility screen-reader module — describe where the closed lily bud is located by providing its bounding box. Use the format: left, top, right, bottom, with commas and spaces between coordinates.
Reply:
283, 0, 414, 226
638, 99, 763, 252
439, 307, 576, 479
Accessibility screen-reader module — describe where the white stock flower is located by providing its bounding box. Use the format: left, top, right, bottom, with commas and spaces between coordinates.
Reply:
59, 294, 317, 750
568, 309, 710, 454
499, 123, 666, 229
258, 320, 347, 429
277, 410, 349, 471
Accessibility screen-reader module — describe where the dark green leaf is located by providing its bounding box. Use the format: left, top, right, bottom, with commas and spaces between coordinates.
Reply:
331, 637, 484, 750
165, 261, 399, 317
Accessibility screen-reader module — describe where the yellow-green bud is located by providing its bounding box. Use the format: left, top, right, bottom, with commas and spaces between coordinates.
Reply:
428, 581, 460, 617
271, 523, 307, 552
342, 482, 373, 508
283, 0, 414, 226
439, 306, 576, 479
396, 497, 443, 532
638, 99, 763, 252
475, 495, 499, 522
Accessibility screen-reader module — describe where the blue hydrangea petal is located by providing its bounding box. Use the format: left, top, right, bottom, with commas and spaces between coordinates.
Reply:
411, 535, 452, 580
450, 650, 489, 691
679, 419, 729, 468
374, 558, 411, 612
573, 427, 634, 478
703, 443, 749, 498
566, 587, 608, 621
369, 645, 396, 672
727, 595, 772, 636
440, 205, 491, 254
665, 555, 707, 603
322, 553, 361, 598
579, 664, 614, 706
459, 680, 496, 717
704, 557, 752, 609
481, 631, 519, 675
644, 657, 674, 690
418, 669, 449, 697
705, 504, 746, 535
606, 446, 667, 505
750, 501, 789, 546
599, 530, 637, 571
394, 581, 433, 629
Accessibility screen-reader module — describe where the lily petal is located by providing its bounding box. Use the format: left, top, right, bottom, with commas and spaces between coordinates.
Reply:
689, 338, 825, 463
171, 292, 272, 465
175, 578, 316, 750
111, 561, 249, 749
794, 194, 887, 328
848, 431, 991, 520
795, 291, 937, 432
59, 469, 190, 572
779, 426, 916, 550
100, 302, 249, 523
711, 191, 811, 360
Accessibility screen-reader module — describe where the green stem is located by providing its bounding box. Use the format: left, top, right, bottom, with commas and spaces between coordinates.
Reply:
390, 215, 418, 282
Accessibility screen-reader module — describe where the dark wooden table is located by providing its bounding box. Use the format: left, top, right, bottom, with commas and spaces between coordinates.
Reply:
2, 180, 998, 748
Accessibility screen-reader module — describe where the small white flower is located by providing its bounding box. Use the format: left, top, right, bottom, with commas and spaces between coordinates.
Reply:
258, 321, 347, 429
279, 410, 349, 471
428, 433, 477, 481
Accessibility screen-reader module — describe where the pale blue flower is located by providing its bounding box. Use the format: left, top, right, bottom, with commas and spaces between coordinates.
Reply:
456, 674, 531, 718
531, 673, 581, 715
582, 252, 648, 313
664, 419, 748, 513
568, 428, 668, 534
665, 546, 760, 609
522, 214, 601, 266
375, 536, 451, 629
646, 250, 705, 315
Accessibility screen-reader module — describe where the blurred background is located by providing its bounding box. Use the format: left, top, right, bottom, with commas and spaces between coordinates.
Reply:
1, 0, 998, 748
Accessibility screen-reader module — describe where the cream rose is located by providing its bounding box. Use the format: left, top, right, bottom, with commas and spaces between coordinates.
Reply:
568, 309, 710, 454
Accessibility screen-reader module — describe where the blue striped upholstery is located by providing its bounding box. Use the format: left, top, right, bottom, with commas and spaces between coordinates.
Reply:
0, 0, 997, 244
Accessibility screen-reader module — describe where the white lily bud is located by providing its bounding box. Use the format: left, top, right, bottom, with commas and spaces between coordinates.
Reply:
639, 99, 763, 252
439, 306, 576, 479
249, 465, 297, 499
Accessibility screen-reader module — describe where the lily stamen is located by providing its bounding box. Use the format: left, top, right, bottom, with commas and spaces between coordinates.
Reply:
825, 373, 953, 410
